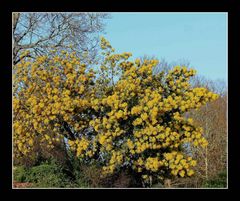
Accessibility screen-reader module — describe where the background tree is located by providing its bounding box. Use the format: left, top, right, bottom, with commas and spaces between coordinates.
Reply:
187, 77, 227, 187
12, 12, 110, 65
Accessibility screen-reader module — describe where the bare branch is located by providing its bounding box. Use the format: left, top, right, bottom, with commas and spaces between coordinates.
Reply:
13, 13, 110, 64
12, 12, 20, 34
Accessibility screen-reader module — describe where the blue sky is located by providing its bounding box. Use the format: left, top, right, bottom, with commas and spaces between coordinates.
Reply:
103, 13, 227, 82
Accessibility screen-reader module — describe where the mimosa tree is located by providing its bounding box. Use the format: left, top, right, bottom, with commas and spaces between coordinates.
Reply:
13, 37, 219, 187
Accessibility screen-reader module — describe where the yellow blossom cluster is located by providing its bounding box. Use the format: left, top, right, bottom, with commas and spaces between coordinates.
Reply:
163, 152, 196, 177
13, 50, 95, 158
68, 138, 91, 157
102, 151, 124, 175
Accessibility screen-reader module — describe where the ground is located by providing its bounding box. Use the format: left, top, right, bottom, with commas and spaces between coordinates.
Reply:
13, 181, 32, 188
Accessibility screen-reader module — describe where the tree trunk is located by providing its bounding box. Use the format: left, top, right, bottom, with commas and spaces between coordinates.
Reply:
164, 179, 171, 188
205, 146, 208, 180
205, 120, 209, 180
12, 12, 20, 32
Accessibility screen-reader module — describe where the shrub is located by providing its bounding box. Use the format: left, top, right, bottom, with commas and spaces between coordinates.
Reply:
112, 172, 133, 188
202, 171, 227, 188
78, 164, 104, 187
13, 166, 27, 182
22, 161, 72, 188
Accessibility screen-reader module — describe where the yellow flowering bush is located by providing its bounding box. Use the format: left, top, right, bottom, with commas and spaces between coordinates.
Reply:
13, 50, 96, 159
13, 37, 219, 186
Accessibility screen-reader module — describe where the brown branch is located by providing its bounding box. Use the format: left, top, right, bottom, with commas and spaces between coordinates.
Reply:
12, 12, 20, 34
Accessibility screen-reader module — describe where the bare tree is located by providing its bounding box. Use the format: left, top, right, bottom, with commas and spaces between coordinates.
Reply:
140, 56, 191, 75
190, 75, 227, 97
172, 77, 227, 188
12, 12, 110, 65
192, 78, 227, 177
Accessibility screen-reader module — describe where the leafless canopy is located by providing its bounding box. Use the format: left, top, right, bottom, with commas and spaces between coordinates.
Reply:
12, 12, 110, 65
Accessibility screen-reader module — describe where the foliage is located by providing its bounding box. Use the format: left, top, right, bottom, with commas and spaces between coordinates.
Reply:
13, 37, 219, 187
13, 158, 133, 188
202, 171, 227, 188
13, 166, 27, 182
14, 160, 78, 188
